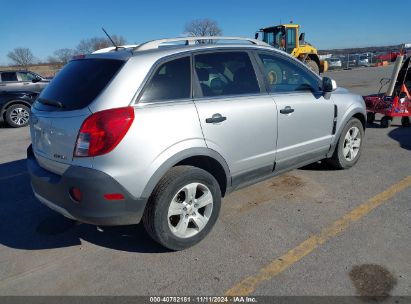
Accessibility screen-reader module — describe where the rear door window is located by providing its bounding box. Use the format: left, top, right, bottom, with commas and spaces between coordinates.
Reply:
1, 72, 18, 82
36, 59, 124, 111
194, 51, 260, 97
140, 56, 191, 102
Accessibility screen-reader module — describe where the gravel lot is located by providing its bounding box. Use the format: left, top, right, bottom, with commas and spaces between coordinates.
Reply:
0, 65, 410, 297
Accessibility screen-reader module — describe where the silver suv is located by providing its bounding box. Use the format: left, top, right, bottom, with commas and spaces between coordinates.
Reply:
0, 70, 49, 92
28, 37, 366, 250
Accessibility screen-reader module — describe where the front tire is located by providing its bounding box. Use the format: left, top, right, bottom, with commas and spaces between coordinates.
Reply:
305, 59, 320, 74
328, 118, 364, 169
380, 116, 392, 128
5, 104, 30, 128
143, 166, 221, 251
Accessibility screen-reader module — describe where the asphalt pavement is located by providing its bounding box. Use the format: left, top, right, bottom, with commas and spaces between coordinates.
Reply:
0, 65, 410, 298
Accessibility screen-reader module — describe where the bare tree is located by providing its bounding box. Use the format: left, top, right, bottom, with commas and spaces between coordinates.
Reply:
76, 35, 127, 54
54, 48, 76, 64
184, 19, 222, 43
7, 48, 35, 70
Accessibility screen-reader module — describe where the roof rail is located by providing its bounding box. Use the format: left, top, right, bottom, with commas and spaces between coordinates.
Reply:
134, 36, 269, 51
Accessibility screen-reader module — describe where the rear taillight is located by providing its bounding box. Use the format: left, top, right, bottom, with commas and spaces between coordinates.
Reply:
74, 107, 134, 157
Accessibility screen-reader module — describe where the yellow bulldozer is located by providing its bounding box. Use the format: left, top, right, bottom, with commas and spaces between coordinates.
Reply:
255, 23, 328, 74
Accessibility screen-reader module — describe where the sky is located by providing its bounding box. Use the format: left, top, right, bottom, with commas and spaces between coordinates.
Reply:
1, 0, 410, 65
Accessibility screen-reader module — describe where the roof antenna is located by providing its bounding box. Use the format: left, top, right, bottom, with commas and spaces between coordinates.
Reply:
102, 27, 120, 50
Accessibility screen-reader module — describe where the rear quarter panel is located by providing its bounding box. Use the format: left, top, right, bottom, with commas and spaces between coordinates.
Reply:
88, 55, 157, 112
92, 101, 207, 199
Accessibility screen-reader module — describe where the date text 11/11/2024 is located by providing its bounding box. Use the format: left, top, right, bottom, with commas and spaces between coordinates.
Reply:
149, 296, 257, 303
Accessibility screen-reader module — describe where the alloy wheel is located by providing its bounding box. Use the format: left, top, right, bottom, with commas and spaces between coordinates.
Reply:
343, 126, 361, 161
10, 107, 30, 126
167, 182, 213, 238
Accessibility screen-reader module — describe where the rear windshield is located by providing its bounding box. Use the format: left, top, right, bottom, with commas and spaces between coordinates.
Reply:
35, 59, 124, 111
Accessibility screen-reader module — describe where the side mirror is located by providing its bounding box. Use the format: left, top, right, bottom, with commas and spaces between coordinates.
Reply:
254, 32, 259, 40
322, 77, 337, 92
32, 77, 41, 83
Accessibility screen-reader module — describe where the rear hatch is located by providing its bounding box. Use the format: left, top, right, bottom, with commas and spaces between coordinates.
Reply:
30, 58, 125, 173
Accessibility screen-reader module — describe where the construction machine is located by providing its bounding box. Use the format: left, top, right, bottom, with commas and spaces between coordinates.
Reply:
255, 23, 328, 74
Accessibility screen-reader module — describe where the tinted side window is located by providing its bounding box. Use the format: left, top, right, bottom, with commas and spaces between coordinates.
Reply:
1, 72, 18, 82
194, 52, 260, 97
258, 53, 320, 93
140, 57, 190, 102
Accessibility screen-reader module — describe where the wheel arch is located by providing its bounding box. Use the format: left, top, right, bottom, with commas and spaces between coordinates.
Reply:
327, 108, 366, 158
141, 148, 231, 200
352, 112, 366, 130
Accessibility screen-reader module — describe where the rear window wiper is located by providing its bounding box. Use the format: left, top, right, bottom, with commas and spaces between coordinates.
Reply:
38, 98, 64, 108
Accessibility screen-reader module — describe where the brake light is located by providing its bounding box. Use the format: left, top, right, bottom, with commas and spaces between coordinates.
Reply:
72, 54, 86, 60
74, 107, 134, 157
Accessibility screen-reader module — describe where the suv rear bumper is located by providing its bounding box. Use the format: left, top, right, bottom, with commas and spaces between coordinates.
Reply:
27, 145, 147, 226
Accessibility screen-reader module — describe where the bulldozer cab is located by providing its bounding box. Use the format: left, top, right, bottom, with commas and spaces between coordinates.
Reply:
255, 23, 327, 74
257, 24, 300, 55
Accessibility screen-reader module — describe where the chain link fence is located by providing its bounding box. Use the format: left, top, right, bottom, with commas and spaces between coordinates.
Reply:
321, 52, 401, 71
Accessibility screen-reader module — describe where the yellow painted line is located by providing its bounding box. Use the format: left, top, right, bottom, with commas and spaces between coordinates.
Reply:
225, 175, 411, 296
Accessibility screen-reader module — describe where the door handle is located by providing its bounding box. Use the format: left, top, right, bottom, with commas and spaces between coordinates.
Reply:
206, 113, 227, 124
280, 106, 294, 114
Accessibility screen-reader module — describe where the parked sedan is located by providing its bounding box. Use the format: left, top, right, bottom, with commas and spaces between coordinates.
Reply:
0, 91, 38, 127
0, 70, 49, 93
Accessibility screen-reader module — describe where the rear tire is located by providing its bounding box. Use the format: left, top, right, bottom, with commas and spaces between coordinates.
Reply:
327, 118, 364, 169
401, 116, 410, 127
380, 116, 392, 128
5, 104, 30, 128
142, 166, 221, 251
305, 59, 320, 74
366, 112, 375, 124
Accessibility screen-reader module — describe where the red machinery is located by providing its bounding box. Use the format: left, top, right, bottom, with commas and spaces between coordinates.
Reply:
364, 56, 410, 127
375, 51, 400, 62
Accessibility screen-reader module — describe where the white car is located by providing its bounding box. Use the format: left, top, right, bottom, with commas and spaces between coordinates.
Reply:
327, 57, 342, 68
358, 56, 369, 67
